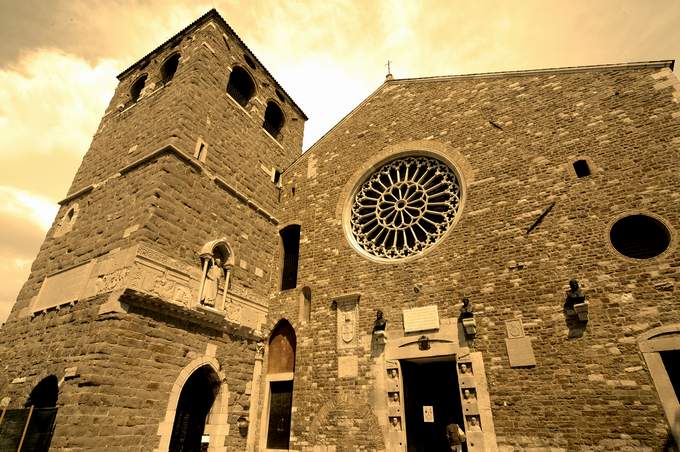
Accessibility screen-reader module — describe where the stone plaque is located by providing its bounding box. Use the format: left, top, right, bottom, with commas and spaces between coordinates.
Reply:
338, 355, 358, 378
33, 261, 95, 311
402, 305, 439, 333
505, 318, 525, 338
505, 337, 537, 367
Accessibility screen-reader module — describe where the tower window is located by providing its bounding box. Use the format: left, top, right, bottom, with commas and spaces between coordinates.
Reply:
300, 287, 311, 324
263, 101, 285, 139
244, 54, 257, 70
161, 53, 180, 83
26, 375, 59, 408
226, 66, 255, 107
610, 214, 671, 259
573, 159, 591, 178
194, 139, 208, 163
130, 74, 147, 103
275, 89, 286, 103
280, 225, 300, 290
273, 168, 282, 186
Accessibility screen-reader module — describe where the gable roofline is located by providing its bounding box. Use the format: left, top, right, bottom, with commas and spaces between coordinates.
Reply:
294, 59, 675, 163
116, 9, 307, 120
392, 60, 675, 85
284, 82, 388, 174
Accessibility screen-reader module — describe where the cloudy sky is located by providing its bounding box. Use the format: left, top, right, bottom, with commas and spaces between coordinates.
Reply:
1, 0, 679, 322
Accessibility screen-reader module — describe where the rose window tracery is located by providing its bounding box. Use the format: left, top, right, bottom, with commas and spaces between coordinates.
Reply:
350, 156, 461, 259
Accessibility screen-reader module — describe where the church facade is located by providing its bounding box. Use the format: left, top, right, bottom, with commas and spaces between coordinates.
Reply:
0, 9, 679, 452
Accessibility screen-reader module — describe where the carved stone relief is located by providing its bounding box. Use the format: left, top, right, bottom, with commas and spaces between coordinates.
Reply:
336, 296, 360, 350
28, 243, 268, 332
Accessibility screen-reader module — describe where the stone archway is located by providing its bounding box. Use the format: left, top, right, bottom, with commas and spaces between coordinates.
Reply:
154, 357, 229, 452
307, 393, 384, 452
638, 323, 680, 446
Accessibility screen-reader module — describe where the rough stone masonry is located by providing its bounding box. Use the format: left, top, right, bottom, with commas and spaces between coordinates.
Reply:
1, 8, 679, 452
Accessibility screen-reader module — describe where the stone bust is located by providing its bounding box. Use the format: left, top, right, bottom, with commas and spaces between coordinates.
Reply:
565, 279, 586, 309
373, 310, 387, 333
460, 298, 474, 319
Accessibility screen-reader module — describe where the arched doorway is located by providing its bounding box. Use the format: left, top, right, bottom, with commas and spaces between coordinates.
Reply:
25, 375, 58, 408
639, 324, 680, 447
0, 375, 59, 452
169, 365, 221, 452
263, 320, 297, 450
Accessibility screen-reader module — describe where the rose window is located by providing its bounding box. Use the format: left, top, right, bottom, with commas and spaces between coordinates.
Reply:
350, 156, 462, 259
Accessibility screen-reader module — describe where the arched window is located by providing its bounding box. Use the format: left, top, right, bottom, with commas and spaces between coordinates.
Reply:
280, 225, 300, 290
169, 365, 221, 452
161, 53, 180, 84
263, 101, 285, 139
265, 320, 296, 450
130, 74, 147, 103
226, 66, 255, 107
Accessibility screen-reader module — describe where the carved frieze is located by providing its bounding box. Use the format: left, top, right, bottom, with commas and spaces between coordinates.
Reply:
28, 244, 268, 332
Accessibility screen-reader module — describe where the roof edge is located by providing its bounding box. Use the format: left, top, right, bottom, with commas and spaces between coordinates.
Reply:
391, 60, 675, 84
116, 9, 307, 120
286, 82, 390, 171
292, 59, 675, 168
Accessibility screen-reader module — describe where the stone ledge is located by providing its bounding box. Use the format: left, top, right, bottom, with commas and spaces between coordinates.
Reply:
60, 143, 279, 226
118, 288, 262, 340
119, 144, 202, 175
58, 184, 94, 206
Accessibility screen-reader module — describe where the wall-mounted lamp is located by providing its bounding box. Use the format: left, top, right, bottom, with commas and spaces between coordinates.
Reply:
460, 298, 477, 338
237, 416, 249, 437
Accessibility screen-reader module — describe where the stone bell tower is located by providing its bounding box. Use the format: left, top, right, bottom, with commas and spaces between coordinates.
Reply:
0, 9, 306, 451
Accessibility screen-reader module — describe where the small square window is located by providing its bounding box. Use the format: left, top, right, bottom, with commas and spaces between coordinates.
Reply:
273, 169, 282, 187
573, 159, 591, 178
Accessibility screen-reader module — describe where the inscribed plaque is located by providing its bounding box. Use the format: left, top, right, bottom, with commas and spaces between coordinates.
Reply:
505, 337, 537, 367
402, 305, 440, 333
33, 262, 95, 312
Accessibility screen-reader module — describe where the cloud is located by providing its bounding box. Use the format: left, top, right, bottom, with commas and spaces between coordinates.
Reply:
0, 50, 118, 199
0, 186, 55, 324
0, 258, 32, 324
0, 0, 212, 65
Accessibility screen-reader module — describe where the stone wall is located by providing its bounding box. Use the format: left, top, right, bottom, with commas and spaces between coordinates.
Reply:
0, 293, 257, 451
9, 11, 302, 319
0, 10, 305, 452
264, 64, 680, 450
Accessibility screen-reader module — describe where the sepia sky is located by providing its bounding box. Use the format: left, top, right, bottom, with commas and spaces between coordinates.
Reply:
1, 0, 680, 322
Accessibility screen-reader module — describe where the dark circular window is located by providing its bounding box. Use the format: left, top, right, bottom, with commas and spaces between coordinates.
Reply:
610, 214, 671, 259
